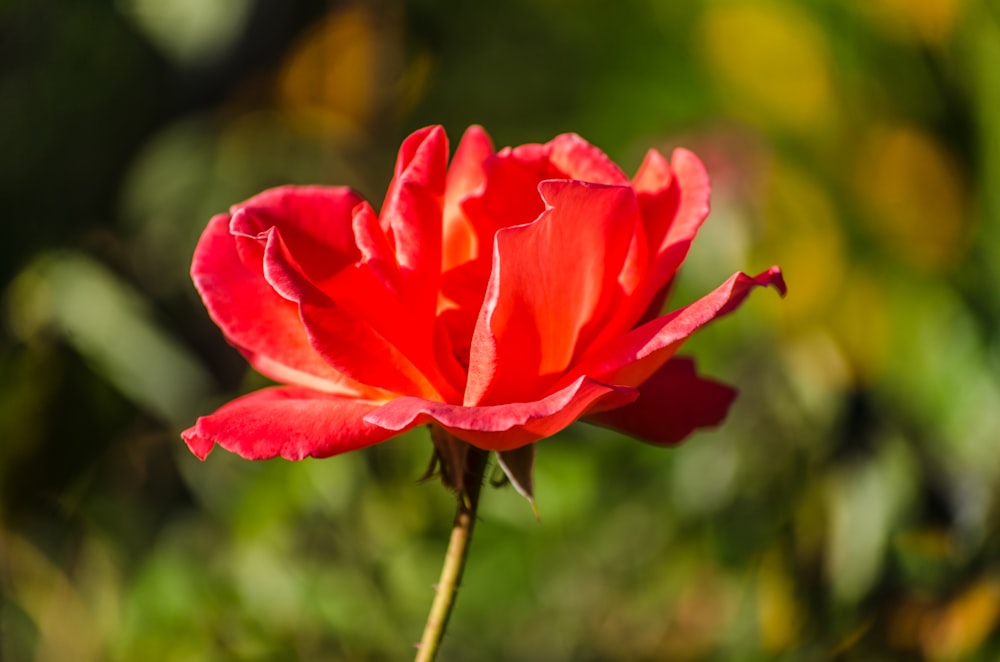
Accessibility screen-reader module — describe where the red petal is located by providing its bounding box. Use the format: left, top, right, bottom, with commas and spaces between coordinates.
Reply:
633, 149, 712, 311
574, 267, 786, 388
380, 126, 447, 319
191, 214, 368, 396
299, 295, 450, 399
634, 148, 710, 266
352, 126, 454, 394
443, 125, 494, 273
214, 136, 458, 400
465, 181, 641, 405
461, 132, 628, 257
437, 127, 496, 355
296, 200, 461, 400
586, 357, 737, 445
229, 185, 364, 298
181, 387, 396, 460
548, 133, 630, 185
352, 201, 400, 291
365, 375, 637, 452
460, 144, 559, 269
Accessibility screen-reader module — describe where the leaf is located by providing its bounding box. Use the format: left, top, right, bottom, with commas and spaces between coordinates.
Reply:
497, 444, 538, 517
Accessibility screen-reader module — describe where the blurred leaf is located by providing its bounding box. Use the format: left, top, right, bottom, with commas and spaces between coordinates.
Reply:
117, 0, 253, 67
825, 437, 917, 603
7, 251, 214, 426
2, 531, 118, 661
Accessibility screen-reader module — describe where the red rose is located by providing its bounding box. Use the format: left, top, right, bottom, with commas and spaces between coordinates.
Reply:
182, 126, 783, 467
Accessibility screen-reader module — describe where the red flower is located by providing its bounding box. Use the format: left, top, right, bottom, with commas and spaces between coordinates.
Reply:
182, 126, 784, 472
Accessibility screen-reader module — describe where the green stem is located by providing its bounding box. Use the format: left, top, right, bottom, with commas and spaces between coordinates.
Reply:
414, 445, 488, 662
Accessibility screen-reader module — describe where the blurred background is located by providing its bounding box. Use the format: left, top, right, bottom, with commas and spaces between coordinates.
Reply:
2, 0, 999, 659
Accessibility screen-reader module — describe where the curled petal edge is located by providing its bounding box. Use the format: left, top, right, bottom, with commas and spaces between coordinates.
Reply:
578, 266, 786, 388
364, 375, 638, 452
191, 214, 365, 395
182, 387, 396, 461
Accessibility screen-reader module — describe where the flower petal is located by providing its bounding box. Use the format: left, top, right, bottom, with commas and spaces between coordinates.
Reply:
294, 201, 461, 400
229, 185, 364, 299
634, 148, 713, 310
465, 180, 641, 406
191, 214, 367, 396
380, 125, 447, 321
365, 375, 637, 452
182, 387, 396, 461
298, 294, 450, 399
355, 126, 457, 396
586, 357, 737, 445
575, 267, 786, 388
460, 132, 630, 258
437, 127, 496, 359
460, 143, 563, 262
352, 200, 400, 292
443, 125, 494, 273
548, 132, 630, 185
220, 160, 457, 399
635, 149, 710, 266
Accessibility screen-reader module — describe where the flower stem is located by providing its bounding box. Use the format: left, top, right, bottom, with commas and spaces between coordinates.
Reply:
414, 444, 488, 662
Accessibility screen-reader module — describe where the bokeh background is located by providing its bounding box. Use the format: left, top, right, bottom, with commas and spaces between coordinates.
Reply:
2, 0, 1000, 659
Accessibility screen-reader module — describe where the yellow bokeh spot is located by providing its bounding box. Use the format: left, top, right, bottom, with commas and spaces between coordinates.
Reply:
277, 7, 385, 137
756, 548, 804, 652
923, 578, 1000, 660
761, 161, 846, 324
829, 268, 890, 383
700, 3, 833, 130
855, 125, 971, 271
